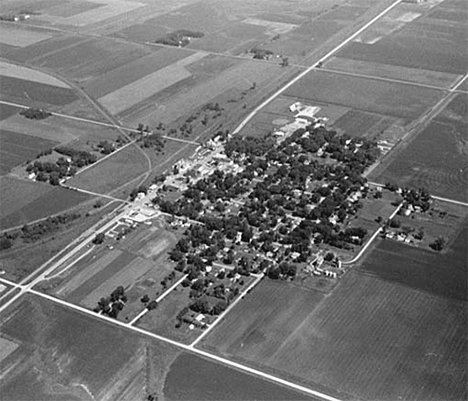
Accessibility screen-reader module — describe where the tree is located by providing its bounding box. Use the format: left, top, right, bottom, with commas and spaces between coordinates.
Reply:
141, 294, 150, 303
281, 57, 289, 67
324, 252, 335, 262
430, 237, 445, 251
92, 232, 105, 245
147, 300, 158, 310
0, 237, 12, 251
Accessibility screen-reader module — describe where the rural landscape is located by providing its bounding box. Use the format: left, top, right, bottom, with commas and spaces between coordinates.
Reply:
0, 0, 466, 400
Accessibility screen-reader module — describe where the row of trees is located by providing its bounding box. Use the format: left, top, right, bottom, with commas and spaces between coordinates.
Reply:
0, 213, 81, 250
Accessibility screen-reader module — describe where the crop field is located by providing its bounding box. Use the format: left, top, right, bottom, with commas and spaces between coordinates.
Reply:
0, 176, 53, 223
0, 24, 53, 47
0, 61, 70, 88
0, 201, 120, 282
285, 70, 444, 123
30, 37, 150, 81
0, 292, 318, 400
201, 270, 467, 401
0, 112, 119, 145
0, 183, 92, 230
0, 293, 150, 401
332, 109, 385, 137
84, 47, 192, 99
0, 103, 20, 121
372, 93, 468, 201
98, 52, 207, 115
358, 223, 467, 302
4, 35, 87, 64
324, 57, 461, 88
0, 129, 58, 175
337, 1, 468, 75
67, 144, 149, 194
46, 220, 179, 321
34, 0, 146, 27
0, 76, 77, 107
121, 59, 287, 126
164, 352, 317, 401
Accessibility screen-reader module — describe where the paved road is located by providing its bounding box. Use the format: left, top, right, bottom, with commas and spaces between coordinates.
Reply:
232, 0, 404, 135
342, 203, 403, 265
0, 99, 201, 146
317, 67, 468, 94
368, 182, 468, 207
25, 288, 341, 401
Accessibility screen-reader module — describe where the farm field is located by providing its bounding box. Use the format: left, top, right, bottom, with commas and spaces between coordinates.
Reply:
284, 69, 444, 123
0, 24, 53, 48
371, 93, 468, 201
324, 57, 461, 88
43, 218, 180, 322
0, 103, 20, 121
0, 129, 59, 175
0, 201, 119, 282
121, 60, 295, 127
0, 293, 317, 401
26, 36, 152, 82
164, 352, 318, 401
0, 177, 53, 223
0, 177, 92, 230
0, 76, 77, 108
67, 144, 149, 194
0, 113, 120, 145
0, 293, 153, 401
358, 224, 467, 302
336, 0, 468, 75
200, 269, 467, 401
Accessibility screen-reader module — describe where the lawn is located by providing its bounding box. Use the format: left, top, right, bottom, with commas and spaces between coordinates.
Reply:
372, 93, 468, 202
285, 69, 444, 123
200, 269, 467, 401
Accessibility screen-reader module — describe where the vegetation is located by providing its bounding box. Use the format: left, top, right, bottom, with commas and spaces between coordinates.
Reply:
93, 286, 127, 318
20, 108, 51, 120
155, 30, 204, 47
249, 48, 273, 60
0, 213, 81, 249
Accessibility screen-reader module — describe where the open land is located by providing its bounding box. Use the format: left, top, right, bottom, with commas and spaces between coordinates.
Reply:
45, 219, 180, 322
200, 255, 467, 401
371, 93, 468, 201
336, 1, 468, 75
0, 176, 94, 230
0, 129, 58, 175
67, 144, 149, 194
0, 0, 466, 399
0, 292, 317, 401
0, 200, 118, 282
285, 69, 444, 124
